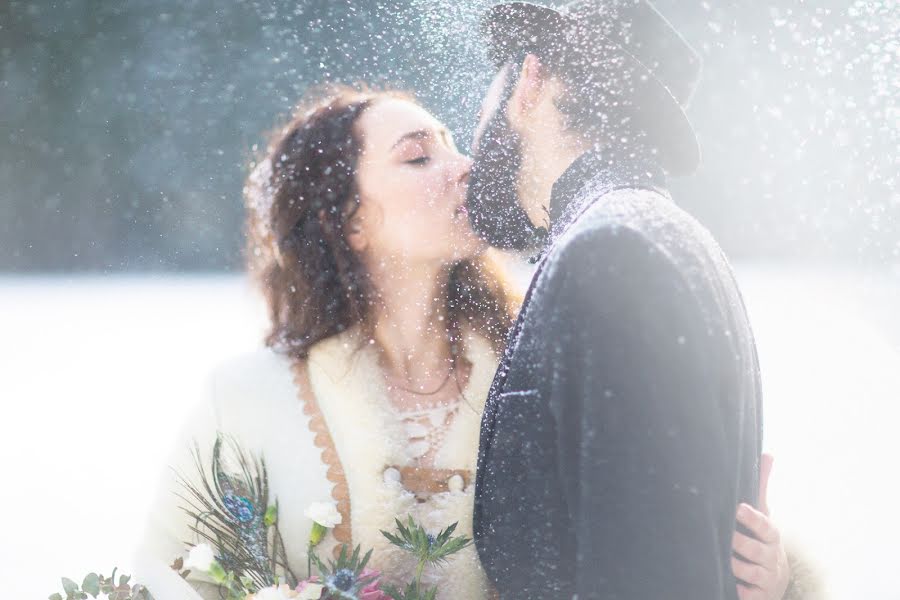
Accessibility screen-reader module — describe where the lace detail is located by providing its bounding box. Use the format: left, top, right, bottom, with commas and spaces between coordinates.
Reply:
389, 399, 462, 467
291, 359, 352, 556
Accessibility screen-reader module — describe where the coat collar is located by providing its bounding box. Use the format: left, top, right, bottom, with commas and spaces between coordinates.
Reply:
547, 146, 669, 244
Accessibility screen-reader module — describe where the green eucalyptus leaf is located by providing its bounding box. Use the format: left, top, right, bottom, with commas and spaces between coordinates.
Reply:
81, 573, 101, 596
61, 578, 79, 595
49, 594, 63, 600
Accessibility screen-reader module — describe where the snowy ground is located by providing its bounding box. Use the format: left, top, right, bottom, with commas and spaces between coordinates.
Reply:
1, 267, 898, 599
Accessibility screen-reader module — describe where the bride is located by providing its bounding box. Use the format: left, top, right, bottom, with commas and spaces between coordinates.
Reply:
136, 85, 806, 599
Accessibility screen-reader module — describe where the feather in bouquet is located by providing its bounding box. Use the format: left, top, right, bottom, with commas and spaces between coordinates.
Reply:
174, 434, 297, 597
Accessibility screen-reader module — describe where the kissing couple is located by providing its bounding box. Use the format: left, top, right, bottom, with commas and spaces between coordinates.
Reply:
139, 1, 820, 599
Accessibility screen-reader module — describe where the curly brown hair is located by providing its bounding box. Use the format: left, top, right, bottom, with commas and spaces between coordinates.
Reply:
244, 85, 519, 360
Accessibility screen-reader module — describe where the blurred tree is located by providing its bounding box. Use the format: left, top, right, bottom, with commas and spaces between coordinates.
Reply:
0, 0, 896, 271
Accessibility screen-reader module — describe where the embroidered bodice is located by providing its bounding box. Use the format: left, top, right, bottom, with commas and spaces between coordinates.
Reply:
304, 329, 497, 600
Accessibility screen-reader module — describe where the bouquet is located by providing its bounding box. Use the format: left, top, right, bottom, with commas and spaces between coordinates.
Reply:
175, 435, 472, 600
51, 435, 471, 600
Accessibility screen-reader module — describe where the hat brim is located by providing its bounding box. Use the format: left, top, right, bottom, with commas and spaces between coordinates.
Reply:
482, 2, 701, 176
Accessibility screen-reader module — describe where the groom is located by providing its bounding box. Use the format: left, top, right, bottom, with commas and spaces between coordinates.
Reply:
468, 1, 762, 598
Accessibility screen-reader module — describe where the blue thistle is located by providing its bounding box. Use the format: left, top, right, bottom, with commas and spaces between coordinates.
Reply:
327, 568, 356, 591
310, 544, 376, 600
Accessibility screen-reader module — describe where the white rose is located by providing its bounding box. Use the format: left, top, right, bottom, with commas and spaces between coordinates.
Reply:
303, 501, 342, 528
184, 543, 216, 572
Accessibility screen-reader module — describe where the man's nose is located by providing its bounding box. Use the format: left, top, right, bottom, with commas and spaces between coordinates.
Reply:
455, 156, 473, 186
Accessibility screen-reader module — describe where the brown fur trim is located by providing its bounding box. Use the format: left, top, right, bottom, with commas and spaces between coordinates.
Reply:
784, 545, 828, 600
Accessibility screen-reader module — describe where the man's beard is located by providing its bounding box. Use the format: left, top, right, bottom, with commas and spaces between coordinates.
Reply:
467, 107, 545, 252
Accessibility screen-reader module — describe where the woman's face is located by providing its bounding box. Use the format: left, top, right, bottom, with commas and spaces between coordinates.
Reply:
352, 99, 484, 269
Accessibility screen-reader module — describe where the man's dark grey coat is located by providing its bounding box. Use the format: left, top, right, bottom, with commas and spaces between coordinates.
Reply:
473, 149, 763, 599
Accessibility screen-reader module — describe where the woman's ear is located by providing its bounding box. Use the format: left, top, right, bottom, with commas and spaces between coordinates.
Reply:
507, 54, 546, 130
345, 212, 367, 252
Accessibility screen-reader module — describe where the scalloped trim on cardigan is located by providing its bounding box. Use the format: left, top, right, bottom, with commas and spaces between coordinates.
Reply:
292, 359, 352, 556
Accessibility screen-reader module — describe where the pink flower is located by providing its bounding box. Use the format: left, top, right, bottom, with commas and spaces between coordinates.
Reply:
295, 576, 320, 589
294, 577, 324, 600
359, 569, 393, 600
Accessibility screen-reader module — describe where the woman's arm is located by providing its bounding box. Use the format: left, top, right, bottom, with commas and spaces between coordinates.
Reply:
131, 384, 222, 600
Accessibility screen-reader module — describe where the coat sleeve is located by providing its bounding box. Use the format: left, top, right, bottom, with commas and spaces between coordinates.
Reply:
131, 373, 225, 600
541, 226, 741, 599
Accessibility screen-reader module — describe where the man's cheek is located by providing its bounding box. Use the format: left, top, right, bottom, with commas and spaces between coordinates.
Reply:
473, 65, 513, 151
472, 102, 500, 154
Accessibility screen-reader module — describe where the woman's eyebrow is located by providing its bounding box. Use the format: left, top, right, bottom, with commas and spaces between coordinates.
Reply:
391, 129, 431, 150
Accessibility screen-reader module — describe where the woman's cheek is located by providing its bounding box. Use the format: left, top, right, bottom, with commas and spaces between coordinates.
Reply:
415, 172, 443, 206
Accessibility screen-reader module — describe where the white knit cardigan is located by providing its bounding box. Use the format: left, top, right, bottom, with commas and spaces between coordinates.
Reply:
133, 327, 499, 599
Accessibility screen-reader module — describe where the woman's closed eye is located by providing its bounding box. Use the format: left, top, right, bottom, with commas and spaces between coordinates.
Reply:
405, 156, 430, 166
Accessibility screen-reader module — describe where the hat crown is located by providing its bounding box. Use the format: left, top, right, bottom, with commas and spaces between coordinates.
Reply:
562, 0, 701, 106
482, 0, 703, 175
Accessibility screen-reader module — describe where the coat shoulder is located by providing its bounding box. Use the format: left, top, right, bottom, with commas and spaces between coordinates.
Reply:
577, 187, 715, 249
208, 347, 301, 418
540, 198, 682, 296
563, 186, 740, 303
204, 347, 321, 454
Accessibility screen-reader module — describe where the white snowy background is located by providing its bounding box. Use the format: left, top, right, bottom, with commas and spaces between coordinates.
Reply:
2, 0, 896, 598
1, 266, 898, 599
